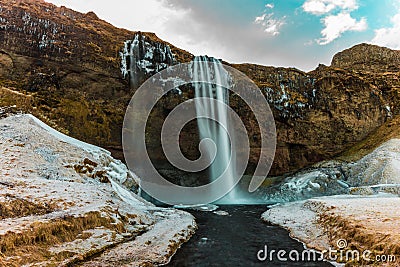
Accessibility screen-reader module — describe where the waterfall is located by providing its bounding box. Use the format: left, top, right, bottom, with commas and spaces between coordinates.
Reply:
193, 56, 238, 203
120, 33, 175, 88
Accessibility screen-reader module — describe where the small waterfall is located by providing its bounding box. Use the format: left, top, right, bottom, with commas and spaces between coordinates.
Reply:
120, 33, 175, 88
193, 56, 238, 203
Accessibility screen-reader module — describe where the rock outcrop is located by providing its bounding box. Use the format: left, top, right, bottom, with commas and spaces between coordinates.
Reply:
0, 0, 399, 178
0, 0, 191, 151
231, 63, 395, 175
120, 33, 176, 88
331, 43, 400, 72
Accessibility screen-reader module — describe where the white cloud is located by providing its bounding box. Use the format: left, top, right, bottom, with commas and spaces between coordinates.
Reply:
265, 3, 274, 9
371, 13, 400, 49
302, 0, 358, 15
46, 0, 184, 33
318, 12, 367, 45
254, 13, 285, 36
254, 2, 285, 36
302, 0, 366, 45
303, 0, 335, 15
254, 13, 267, 24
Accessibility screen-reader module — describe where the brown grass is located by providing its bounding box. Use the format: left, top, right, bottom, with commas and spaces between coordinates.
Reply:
0, 196, 56, 220
338, 115, 400, 162
319, 211, 400, 266
0, 212, 125, 266
0, 87, 33, 111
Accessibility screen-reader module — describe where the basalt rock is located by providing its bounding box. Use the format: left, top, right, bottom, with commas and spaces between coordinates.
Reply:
0, 0, 399, 178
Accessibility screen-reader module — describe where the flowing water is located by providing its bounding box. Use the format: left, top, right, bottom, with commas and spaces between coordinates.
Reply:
193, 56, 238, 203
167, 59, 335, 265
168, 205, 334, 267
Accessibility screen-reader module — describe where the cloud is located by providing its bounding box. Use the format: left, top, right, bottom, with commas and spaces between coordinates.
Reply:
254, 4, 286, 36
318, 12, 367, 45
302, 0, 366, 45
254, 13, 286, 36
46, 0, 184, 32
44, 0, 332, 70
155, 0, 316, 70
265, 3, 274, 9
302, 0, 358, 15
371, 13, 400, 49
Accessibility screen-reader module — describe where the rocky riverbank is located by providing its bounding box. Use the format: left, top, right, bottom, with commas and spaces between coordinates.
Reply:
0, 114, 196, 266
261, 139, 400, 266
263, 195, 400, 266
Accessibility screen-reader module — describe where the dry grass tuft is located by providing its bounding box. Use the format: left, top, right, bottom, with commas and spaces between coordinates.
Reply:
0, 196, 56, 220
0, 212, 125, 266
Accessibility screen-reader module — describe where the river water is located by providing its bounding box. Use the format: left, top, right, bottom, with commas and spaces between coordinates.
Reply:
168, 205, 334, 267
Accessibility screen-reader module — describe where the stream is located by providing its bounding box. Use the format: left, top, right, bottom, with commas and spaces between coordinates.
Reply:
168, 205, 334, 267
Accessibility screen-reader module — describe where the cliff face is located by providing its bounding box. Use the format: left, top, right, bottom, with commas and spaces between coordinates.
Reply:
120, 33, 176, 88
0, 0, 399, 177
231, 61, 397, 175
0, 0, 191, 149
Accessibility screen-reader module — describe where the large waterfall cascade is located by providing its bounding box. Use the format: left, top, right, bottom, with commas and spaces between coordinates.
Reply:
193, 56, 239, 203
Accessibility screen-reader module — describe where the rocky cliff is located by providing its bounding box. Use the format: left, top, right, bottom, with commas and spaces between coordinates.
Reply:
243, 59, 400, 174
0, 0, 191, 149
0, 0, 399, 178
331, 43, 400, 72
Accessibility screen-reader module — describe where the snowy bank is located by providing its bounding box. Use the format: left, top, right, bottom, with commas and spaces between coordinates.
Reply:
262, 195, 400, 266
0, 114, 196, 266
261, 139, 400, 266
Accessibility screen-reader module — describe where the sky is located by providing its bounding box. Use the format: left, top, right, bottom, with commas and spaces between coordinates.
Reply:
46, 0, 400, 71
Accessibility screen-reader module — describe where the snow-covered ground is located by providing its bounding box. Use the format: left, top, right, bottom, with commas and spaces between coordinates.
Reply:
0, 114, 196, 266
347, 139, 400, 186
257, 139, 400, 203
262, 139, 400, 266
263, 195, 400, 266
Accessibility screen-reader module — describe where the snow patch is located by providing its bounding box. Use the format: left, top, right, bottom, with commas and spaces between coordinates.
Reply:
348, 139, 400, 186
25, 114, 140, 197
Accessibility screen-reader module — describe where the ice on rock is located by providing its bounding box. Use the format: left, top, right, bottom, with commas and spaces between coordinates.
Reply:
213, 210, 230, 216
174, 204, 219, 212
120, 33, 175, 88
262, 79, 311, 120
257, 139, 400, 203
256, 168, 346, 203
385, 105, 392, 118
